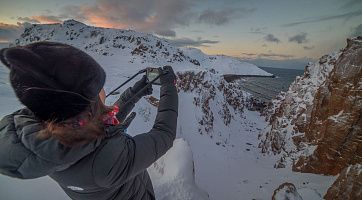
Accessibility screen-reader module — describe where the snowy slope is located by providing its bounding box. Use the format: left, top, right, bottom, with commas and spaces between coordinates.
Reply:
148, 139, 209, 200
0, 20, 336, 200
13, 20, 272, 77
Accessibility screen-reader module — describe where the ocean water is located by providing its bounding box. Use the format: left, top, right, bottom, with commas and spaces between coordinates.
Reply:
238, 67, 304, 102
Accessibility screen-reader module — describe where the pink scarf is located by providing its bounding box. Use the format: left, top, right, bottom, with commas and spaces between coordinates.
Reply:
102, 105, 120, 126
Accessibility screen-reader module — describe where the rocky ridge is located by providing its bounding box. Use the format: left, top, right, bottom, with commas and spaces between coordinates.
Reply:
177, 70, 248, 138
259, 37, 362, 199
13, 19, 272, 77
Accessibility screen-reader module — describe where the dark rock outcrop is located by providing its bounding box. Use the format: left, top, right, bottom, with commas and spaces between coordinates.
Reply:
259, 37, 362, 199
324, 164, 362, 199
272, 182, 302, 200
293, 37, 362, 175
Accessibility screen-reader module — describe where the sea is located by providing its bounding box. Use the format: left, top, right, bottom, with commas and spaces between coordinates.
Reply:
238, 67, 304, 102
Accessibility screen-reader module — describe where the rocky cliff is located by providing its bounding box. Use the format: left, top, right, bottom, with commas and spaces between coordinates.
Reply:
259, 36, 362, 199
324, 164, 362, 199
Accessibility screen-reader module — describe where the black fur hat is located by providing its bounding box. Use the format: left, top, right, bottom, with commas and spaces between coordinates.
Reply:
0, 41, 106, 122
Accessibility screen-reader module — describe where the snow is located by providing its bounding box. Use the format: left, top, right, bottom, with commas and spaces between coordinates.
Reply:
148, 139, 209, 200
0, 20, 336, 200
327, 110, 350, 123
204, 55, 273, 76
0, 80, 336, 199
179, 48, 273, 76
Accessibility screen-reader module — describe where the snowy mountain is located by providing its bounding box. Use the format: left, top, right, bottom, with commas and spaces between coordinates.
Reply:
14, 19, 272, 78
1, 20, 357, 200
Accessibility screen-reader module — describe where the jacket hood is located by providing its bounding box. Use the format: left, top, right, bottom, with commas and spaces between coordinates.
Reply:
0, 109, 102, 179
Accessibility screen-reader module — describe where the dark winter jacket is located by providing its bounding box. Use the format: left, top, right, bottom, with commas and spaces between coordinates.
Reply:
0, 83, 178, 200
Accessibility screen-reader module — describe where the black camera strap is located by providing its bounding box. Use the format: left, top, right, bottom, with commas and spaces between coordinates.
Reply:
106, 69, 147, 97
120, 73, 164, 107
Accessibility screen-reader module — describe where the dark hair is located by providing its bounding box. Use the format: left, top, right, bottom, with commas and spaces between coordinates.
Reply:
38, 97, 113, 146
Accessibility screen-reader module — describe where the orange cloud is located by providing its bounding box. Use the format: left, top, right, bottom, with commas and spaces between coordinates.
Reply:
18, 15, 62, 24
63, 3, 127, 29
63, 0, 193, 36
0, 39, 9, 43
86, 15, 126, 29
30, 15, 62, 24
0, 22, 24, 42
0, 22, 19, 29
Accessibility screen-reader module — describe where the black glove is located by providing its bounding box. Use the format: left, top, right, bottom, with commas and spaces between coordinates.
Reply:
131, 75, 153, 97
158, 66, 176, 85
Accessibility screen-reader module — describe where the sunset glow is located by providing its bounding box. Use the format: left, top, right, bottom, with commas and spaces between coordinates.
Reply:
0, 0, 361, 68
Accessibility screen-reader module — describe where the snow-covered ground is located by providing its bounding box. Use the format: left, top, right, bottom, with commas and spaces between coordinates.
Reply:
0, 21, 336, 200
0, 65, 335, 200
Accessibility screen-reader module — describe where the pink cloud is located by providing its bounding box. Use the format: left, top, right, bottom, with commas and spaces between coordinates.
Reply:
18, 15, 62, 24
63, 0, 193, 36
0, 22, 24, 42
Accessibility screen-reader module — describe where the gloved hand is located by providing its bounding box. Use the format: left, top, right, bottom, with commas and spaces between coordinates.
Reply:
158, 66, 176, 85
131, 75, 153, 97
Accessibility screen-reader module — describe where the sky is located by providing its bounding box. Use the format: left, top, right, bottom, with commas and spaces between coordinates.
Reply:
0, 0, 361, 69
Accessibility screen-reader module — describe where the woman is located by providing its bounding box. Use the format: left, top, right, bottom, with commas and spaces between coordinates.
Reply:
0, 41, 178, 200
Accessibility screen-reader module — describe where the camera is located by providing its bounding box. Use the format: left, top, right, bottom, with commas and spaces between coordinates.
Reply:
146, 68, 161, 85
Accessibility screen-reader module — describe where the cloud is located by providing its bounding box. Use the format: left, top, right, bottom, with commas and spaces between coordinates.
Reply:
14, 1, 254, 36
30, 15, 63, 24
241, 52, 294, 59
264, 34, 281, 43
198, 7, 255, 25
341, 0, 362, 9
0, 23, 25, 43
258, 53, 294, 59
289, 32, 308, 44
63, 0, 193, 35
241, 52, 258, 57
283, 9, 362, 27
17, 17, 40, 24
244, 58, 313, 70
249, 27, 267, 34
303, 45, 315, 50
351, 24, 362, 36
191, 30, 204, 33
155, 29, 176, 37
17, 15, 62, 24
169, 37, 219, 47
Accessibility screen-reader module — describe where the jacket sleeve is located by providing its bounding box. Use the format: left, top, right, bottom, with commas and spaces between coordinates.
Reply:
93, 83, 178, 187
114, 87, 140, 122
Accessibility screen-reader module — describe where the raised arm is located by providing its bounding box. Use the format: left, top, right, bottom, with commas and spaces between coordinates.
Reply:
93, 66, 178, 187
114, 75, 153, 122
